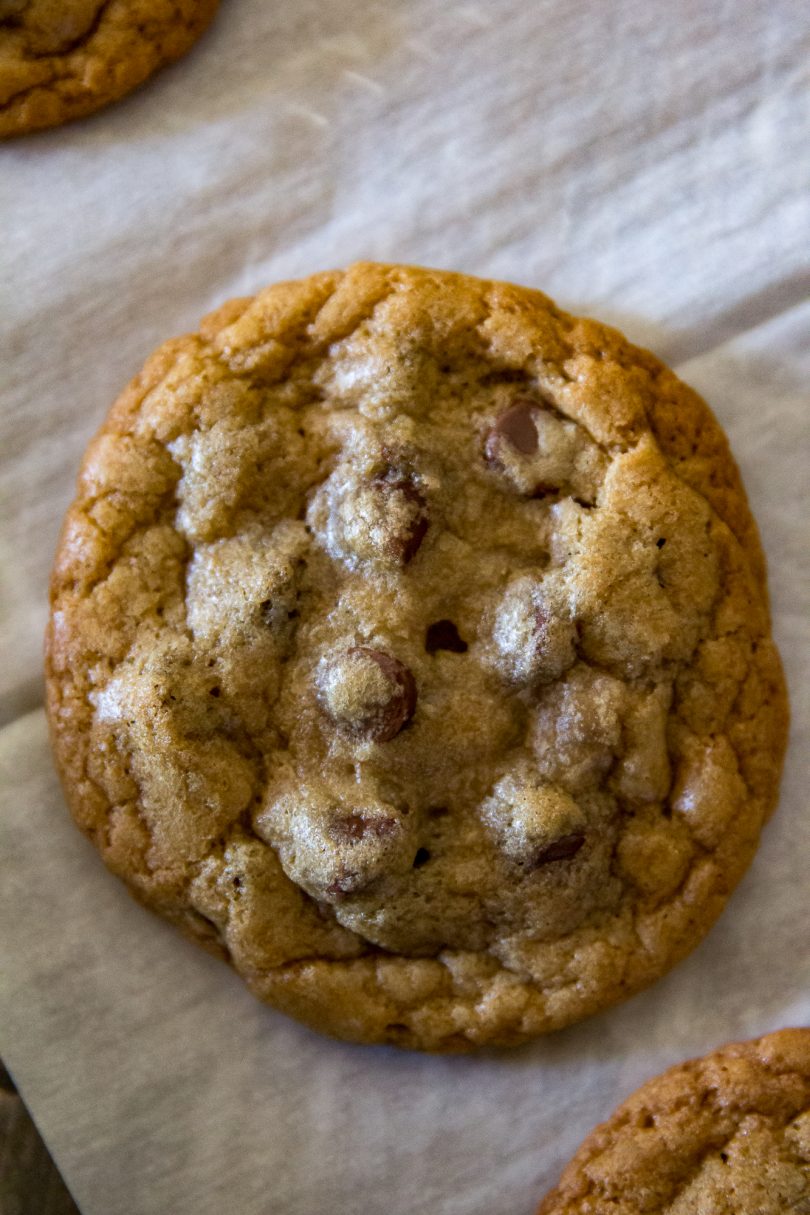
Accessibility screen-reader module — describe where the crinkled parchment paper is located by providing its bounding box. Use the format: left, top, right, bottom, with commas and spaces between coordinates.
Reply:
1, 2, 808, 1211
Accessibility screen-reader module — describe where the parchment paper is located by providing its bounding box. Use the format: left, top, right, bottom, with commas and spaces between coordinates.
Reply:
1, 1, 808, 1211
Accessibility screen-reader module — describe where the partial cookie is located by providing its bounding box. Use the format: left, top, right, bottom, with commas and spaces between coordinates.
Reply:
0, 0, 219, 137
45, 263, 788, 1051
538, 1028, 810, 1213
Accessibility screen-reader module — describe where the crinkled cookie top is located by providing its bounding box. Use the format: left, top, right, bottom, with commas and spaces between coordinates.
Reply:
538, 1029, 810, 1214
0, 0, 219, 137
46, 263, 787, 1050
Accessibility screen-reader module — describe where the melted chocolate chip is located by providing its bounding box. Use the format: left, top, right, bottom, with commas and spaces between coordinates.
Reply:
530, 833, 585, 867
344, 647, 417, 742
373, 469, 429, 564
331, 813, 399, 842
485, 401, 539, 464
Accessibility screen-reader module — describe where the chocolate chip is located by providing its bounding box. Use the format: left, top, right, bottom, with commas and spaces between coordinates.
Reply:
325, 872, 361, 899
357, 649, 416, 740
324, 843, 397, 896
485, 401, 539, 464
425, 620, 468, 654
322, 647, 417, 742
492, 578, 577, 686
331, 813, 399, 842
412, 847, 431, 868
530, 832, 585, 867
373, 469, 429, 564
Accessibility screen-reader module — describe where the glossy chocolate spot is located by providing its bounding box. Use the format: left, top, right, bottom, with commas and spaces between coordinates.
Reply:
485, 401, 539, 464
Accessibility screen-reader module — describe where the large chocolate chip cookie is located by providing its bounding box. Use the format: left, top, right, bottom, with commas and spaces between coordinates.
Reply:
46, 264, 788, 1049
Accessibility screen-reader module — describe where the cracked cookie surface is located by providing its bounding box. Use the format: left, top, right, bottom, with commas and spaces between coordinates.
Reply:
45, 263, 788, 1050
0, 0, 219, 136
537, 1029, 810, 1213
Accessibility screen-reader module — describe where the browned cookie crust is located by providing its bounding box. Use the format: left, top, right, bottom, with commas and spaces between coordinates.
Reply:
0, 0, 219, 136
538, 1029, 810, 1213
45, 263, 788, 1051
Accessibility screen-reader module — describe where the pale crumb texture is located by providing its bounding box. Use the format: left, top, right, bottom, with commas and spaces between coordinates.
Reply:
0, 0, 219, 137
45, 263, 788, 1051
538, 1028, 810, 1214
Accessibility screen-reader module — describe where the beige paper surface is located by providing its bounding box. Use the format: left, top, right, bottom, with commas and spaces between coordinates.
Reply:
1, 1, 808, 1211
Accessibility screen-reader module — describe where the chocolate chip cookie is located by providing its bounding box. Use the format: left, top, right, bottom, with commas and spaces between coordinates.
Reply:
45, 263, 788, 1050
0, 0, 219, 137
538, 1029, 810, 1213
